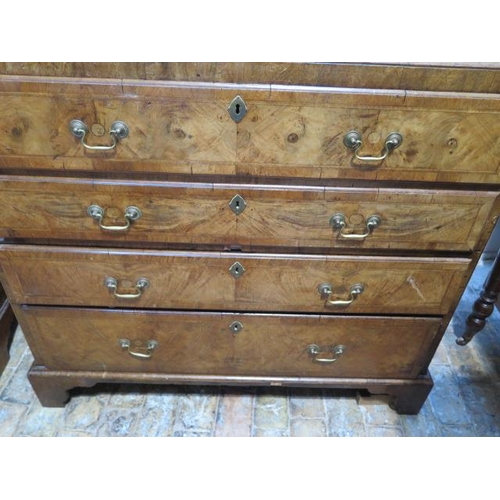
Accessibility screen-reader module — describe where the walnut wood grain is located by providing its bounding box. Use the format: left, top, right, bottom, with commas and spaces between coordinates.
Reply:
0, 245, 469, 316
1, 76, 500, 182
0, 175, 496, 252
20, 306, 441, 380
237, 99, 500, 184
1, 62, 499, 93
0, 79, 237, 173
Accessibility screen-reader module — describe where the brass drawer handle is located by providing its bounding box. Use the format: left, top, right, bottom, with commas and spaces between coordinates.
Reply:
318, 283, 364, 307
69, 119, 129, 151
119, 339, 158, 359
344, 130, 403, 162
105, 277, 150, 299
307, 344, 345, 363
88, 204, 142, 231
330, 213, 381, 240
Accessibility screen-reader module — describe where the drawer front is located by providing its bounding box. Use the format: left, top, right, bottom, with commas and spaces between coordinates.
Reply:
1, 78, 500, 183
0, 246, 470, 315
0, 79, 236, 172
0, 176, 496, 252
237, 92, 500, 183
20, 306, 442, 379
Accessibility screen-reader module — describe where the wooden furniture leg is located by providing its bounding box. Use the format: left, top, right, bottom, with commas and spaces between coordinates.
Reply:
457, 249, 500, 346
368, 373, 434, 415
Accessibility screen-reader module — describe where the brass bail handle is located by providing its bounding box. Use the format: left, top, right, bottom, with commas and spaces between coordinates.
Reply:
344, 130, 403, 162
119, 339, 158, 359
330, 213, 381, 240
87, 205, 142, 232
318, 282, 364, 307
105, 277, 150, 299
69, 119, 129, 151
307, 344, 345, 363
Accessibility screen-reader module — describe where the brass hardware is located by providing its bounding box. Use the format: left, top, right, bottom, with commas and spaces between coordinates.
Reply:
119, 339, 158, 359
307, 344, 345, 363
343, 130, 402, 161
87, 204, 142, 231
330, 213, 381, 240
105, 277, 150, 299
228, 95, 247, 123
229, 262, 245, 279
229, 194, 247, 215
318, 282, 364, 307
69, 119, 129, 151
229, 321, 243, 333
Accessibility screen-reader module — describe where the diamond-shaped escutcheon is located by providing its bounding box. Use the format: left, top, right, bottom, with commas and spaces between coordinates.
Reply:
229, 262, 245, 279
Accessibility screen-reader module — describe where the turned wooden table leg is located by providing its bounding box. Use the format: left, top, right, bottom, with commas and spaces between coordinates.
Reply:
457, 249, 500, 346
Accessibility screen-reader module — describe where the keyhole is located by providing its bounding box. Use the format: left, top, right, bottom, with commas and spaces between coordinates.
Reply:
229, 194, 246, 215
229, 321, 243, 334
229, 261, 245, 278
228, 96, 247, 123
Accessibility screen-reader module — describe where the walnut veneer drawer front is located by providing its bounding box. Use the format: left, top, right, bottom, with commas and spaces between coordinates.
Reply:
0, 79, 236, 170
0, 246, 470, 315
1, 77, 500, 183
0, 176, 497, 252
237, 91, 500, 183
20, 307, 441, 379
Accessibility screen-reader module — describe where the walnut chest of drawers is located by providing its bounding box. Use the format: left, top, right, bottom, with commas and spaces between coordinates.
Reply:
0, 62, 499, 414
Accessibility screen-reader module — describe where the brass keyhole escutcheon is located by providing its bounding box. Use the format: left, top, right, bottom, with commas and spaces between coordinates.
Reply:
228, 96, 247, 123
229, 262, 245, 279
229, 194, 247, 215
229, 321, 243, 334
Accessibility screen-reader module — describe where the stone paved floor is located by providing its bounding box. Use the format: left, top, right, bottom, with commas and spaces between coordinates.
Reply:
1, 258, 499, 437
